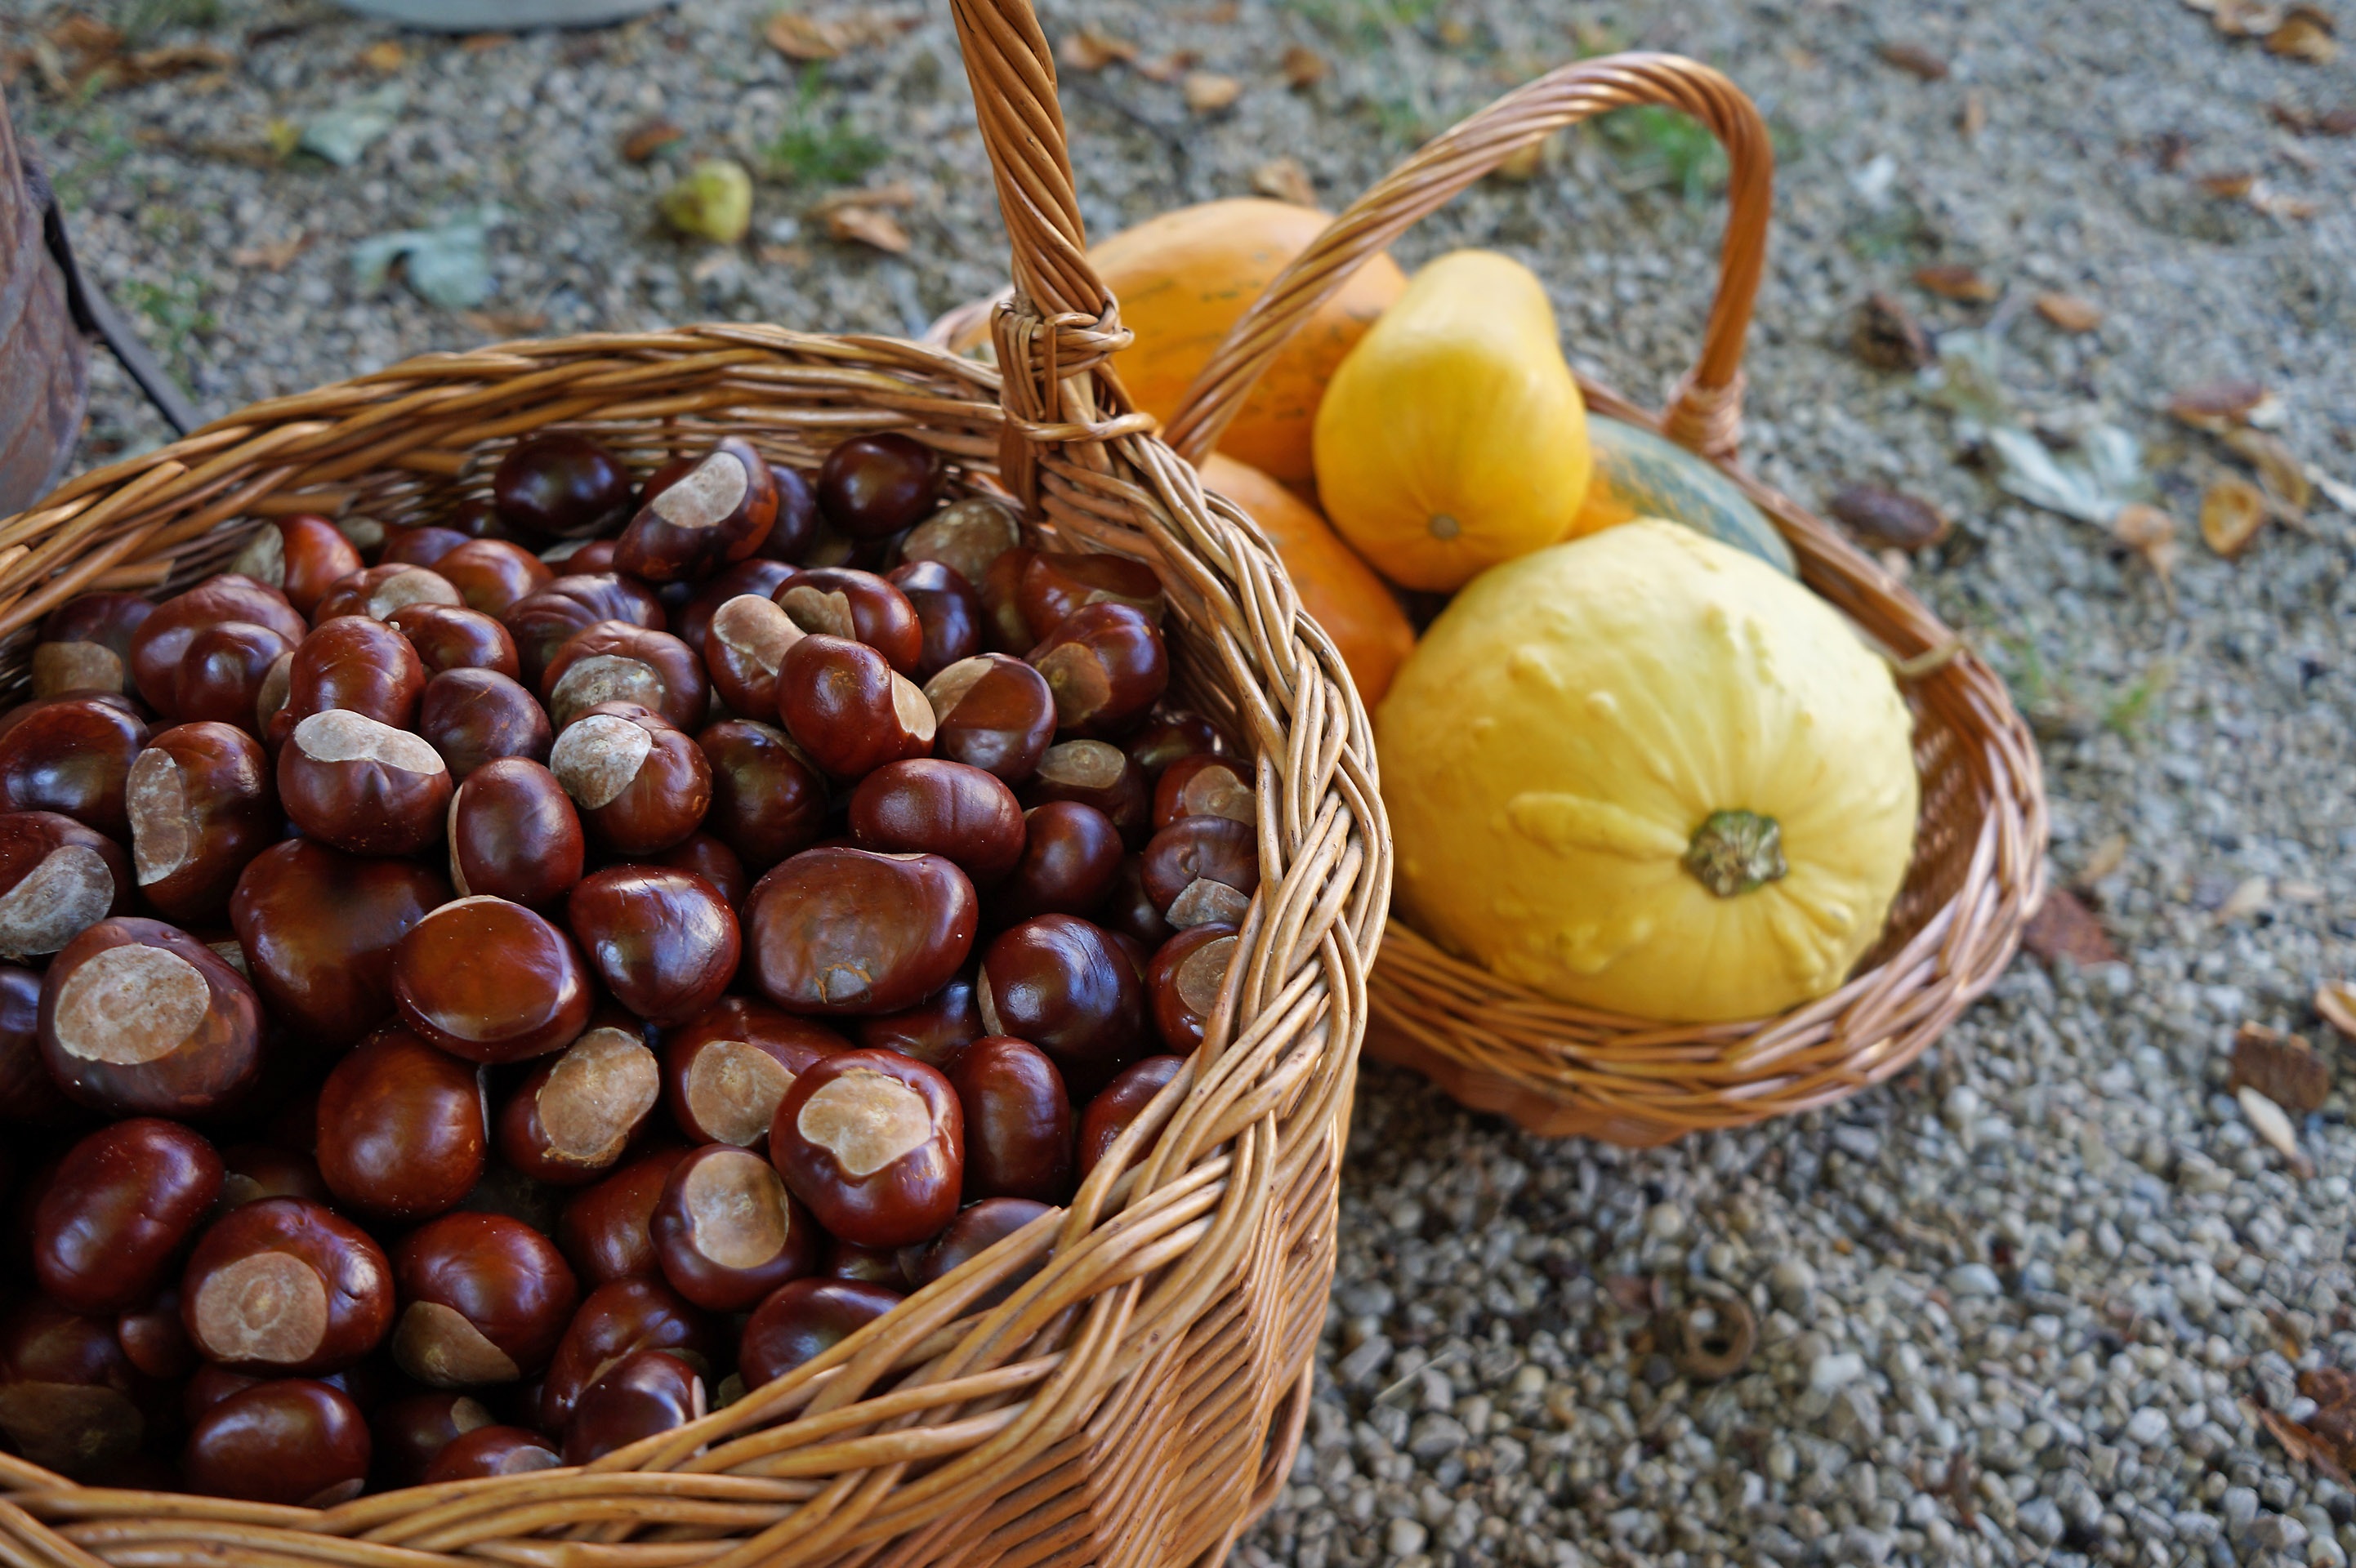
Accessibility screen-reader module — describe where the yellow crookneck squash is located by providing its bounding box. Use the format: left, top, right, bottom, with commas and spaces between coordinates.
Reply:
1312, 249, 1591, 593
1376, 520, 1920, 1023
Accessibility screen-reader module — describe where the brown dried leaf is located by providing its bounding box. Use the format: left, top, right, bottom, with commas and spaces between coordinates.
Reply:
1183, 71, 1243, 114
2035, 292, 2104, 332
2110, 503, 2182, 590
2318, 982, 2356, 1040
1281, 44, 1328, 88
2167, 379, 2268, 431
2254, 1404, 2343, 1481
1959, 88, 1987, 138
2239, 1085, 2313, 1177
1876, 40, 1949, 79
1250, 156, 1316, 206
2247, 183, 2321, 220
1827, 485, 1951, 550
1056, 26, 1136, 72
766, 11, 850, 60
359, 39, 406, 74
2215, 875, 2272, 924
2197, 169, 2256, 198
2268, 7, 2340, 60
1914, 264, 1999, 303
2076, 833, 2130, 886
2230, 1023, 2331, 1113
2200, 475, 2268, 556
1853, 292, 1933, 371
230, 232, 309, 271
808, 180, 915, 213
620, 118, 684, 163
2212, 0, 2287, 34
2022, 887, 2122, 967
1132, 50, 1200, 84
2224, 427, 2313, 518
462, 33, 513, 51
823, 204, 909, 254
460, 308, 548, 337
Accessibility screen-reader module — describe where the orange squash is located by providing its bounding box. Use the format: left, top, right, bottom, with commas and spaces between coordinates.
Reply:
1092, 200, 1407, 484
1202, 454, 1416, 706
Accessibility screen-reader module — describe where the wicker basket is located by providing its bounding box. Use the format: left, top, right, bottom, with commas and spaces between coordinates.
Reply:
0, 1, 1385, 1561
953, 52, 2047, 1147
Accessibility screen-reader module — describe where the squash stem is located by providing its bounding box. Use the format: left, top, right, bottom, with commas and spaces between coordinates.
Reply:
1684, 810, 1787, 898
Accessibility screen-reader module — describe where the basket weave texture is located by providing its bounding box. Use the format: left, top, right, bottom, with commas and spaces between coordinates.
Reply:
0, 0, 1388, 1562
1150, 53, 2047, 1146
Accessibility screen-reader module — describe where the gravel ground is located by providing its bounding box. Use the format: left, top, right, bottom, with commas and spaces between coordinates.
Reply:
10, 0, 2356, 1564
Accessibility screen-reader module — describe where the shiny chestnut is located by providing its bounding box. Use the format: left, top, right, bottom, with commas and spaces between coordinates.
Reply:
503, 573, 667, 688
230, 516, 364, 616
315, 1025, 487, 1222
946, 1036, 1072, 1204
907, 1196, 1052, 1309
886, 559, 984, 683
1140, 815, 1259, 927
419, 667, 552, 779
393, 1211, 579, 1387
769, 1049, 962, 1248
176, 621, 295, 731
848, 759, 1025, 885
493, 432, 635, 541
650, 1145, 822, 1312
0, 964, 73, 1120
852, 973, 980, 1068
180, 1196, 392, 1374
313, 563, 465, 623
738, 1277, 901, 1388
565, 866, 738, 1025
703, 594, 802, 719
654, 832, 748, 908
434, 538, 554, 617
394, 896, 592, 1063
678, 559, 796, 657
497, 1022, 662, 1184
423, 1423, 561, 1482
373, 1391, 494, 1488
697, 719, 828, 871
127, 723, 275, 923
548, 703, 712, 856
1024, 739, 1151, 844
33, 591, 154, 699
229, 840, 448, 1049
38, 917, 263, 1116
664, 999, 847, 1150
0, 694, 146, 838
976, 915, 1147, 1098
898, 496, 1021, 587
542, 621, 707, 732
115, 1288, 197, 1382
448, 758, 585, 907
388, 602, 522, 678
0, 1297, 157, 1477
921, 653, 1056, 784
1017, 550, 1166, 642
562, 1348, 703, 1465
127, 575, 306, 715
775, 634, 935, 781
539, 1276, 712, 1432
183, 1378, 370, 1505
558, 1147, 689, 1287
1152, 752, 1256, 830
275, 615, 428, 739
775, 568, 924, 675
1028, 603, 1169, 736
1126, 710, 1224, 779
815, 433, 943, 540
33, 1116, 222, 1313
1148, 921, 1238, 1055
218, 1141, 331, 1210
993, 801, 1122, 924
279, 710, 453, 857
978, 546, 1036, 654
1078, 1055, 1187, 1177
617, 438, 778, 582
381, 525, 470, 567
743, 847, 975, 1016
0, 809, 132, 961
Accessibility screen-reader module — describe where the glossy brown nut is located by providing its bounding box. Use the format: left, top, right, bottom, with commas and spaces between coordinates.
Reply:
447, 759, 585, 910
1028, 603, 1169, 736
852, 974, 979, 1068
562, 1348, 703, 1464
0, 695, 147, 839
566, 867, 739, 1025
908, 1196, 1052, 1309
993, 801, 1122, 926
921, 654, 1056, 785
1149, 752, 1256, 831
1147, 922, 1238, 1056
775, 634, 935, 782
743, 847, 975, 1016
31, 1117, 221, 1313
497, 1022, 663, 1185
543, 621, 707, 732
33, 592, 154, 700
180, 1196, 392, 1374
373, 1391, 495, 1489
539, 1276, 713, 1432
218, 1141, 331, 1210
815, 433, 943, 540
1126, 711, 1224, 779
277, 616, 431, 743
230, 515, 364, 618
115, 1288, 197, 1381
677, 559, 797, 657
418, 667, 551, 779
848, 760, 1025, 885
493, 433, 635, 541
230, 840, 449, 1049
776, 568, 925, 678
821, 1240, 907, 1286
696, 719, 828, 871
1076, 1055, 1187, 1178
388, 603, 522, 678
381, 526, 471, 567
549, 704, 712, 856
557, 1146, 689, 1286
0, 810, 132, 961
38, 918, 263, 1117
756, 464, 819, 562
127, 723, 275, 923
977, 546, 1036, 655
277, 710, 451, 856
1017, 551, 1167, 643
769, 1049, 962, 1248
1140, 815, 1260, 928
127, 576, 306, 715
316, 1026, 487, 1222
703, 594, 802, 719
176, 621, 295, 731
0, 964, 73, 1120
504, 574, 667, 689
548, 538, 618, 574
0, 1297, 157, 1477
738, 1277, 902, 1388
975, 915, 1147, 1099
663, 1000, 847, 1150
1023, 739, 1151, 844
945, 1037, 1072, 1204
650, 1145, 822, 1312
314, 564, 466, 624
883, 559, 984, 684
433, 538, 555, 617
424, 1423, 561, 1482
617, 439, 779, 582
184, 1378, 370, 1506
653, 833, 748, 909
897, 496, 1021, 590
394, 896, 593, 1063
394, 1211, 579, 1387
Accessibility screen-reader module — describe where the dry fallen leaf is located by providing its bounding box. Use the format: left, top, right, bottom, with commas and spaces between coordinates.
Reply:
1876, 40, 1949, 79
2229, 1023, 2331, 1113
462, 33, 512, 51
359, 39, 406, 74
1827, 485, 1951, 550
2035, 292, 2104, 332
2209, 0, 2287, 35
1250, 156, 1316, 206
1183, 71, 1243, 114
2200, 475, 2268, 556
1133, 51, 1200, 84
1853, 292, 1934, 370
1281, 44, 1328, 88
808, 180, 915, 213
824, 204, 910, 254
2215, 875, 2271, 924
2247, 183, 2321, 220
2022, 887, 2122, 967
460, 307, 548, 337
2197, 169, 2257, 199
766, 11, 850, 60
2238, 1085, 2314, 1178
1056, 26, 1136, 72
231, 232, 310, 271
2224, 427, 2313, 518
1959, 87, 1987, 138
2167, 379, 2269, 431
2110, 502, 2182, 591
2076, 833, 2130, 886
620, 118, 684, 163
2317, 982, 2356, 1040
1913, 264, 1999, 303
2268, 5, 2340, 60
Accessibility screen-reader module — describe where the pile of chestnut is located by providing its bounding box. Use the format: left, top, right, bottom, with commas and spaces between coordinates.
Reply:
0, 427, 1258, 1507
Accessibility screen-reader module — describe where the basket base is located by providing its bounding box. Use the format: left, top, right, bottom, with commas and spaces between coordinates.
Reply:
1363, 1017, 1691, 1147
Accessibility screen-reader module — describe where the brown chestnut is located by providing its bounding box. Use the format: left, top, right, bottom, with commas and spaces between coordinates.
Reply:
275, 616, 428, 740
315, 1025, 487, 1221
822, 1239, 906, 1286
945, 1036, 1072, 1204
115, 1288, 197, 1382
548, 703, 712, 856
697, 719, 828, 871
775, 568, 924, 675
382, 525, 471, 567
567, 867, 739, 1025
743, 847, 975, 1016
230, 840, 449, 1049
921, 654, 1056, 785
313, 563, 465, 624
561, 1348, 703, 1465
653, 832, 749, 910
976, 915, 1147, 1099
419, 667, 552, 779
1127, 711, 1225, 779
497, 1022, 663, 1185
176, 621, 295, 731
1077, 1054, 1187, 1177
558, 1147, 689, 1287
776, 634, 935, 781
38, 917, 263, 1117
542, 621, 707, 733
393, 1211, 579, 1386
1017, 550, 1166, 643
387, 602, 522, 679
0, 694, 147, 838
664, 999, 847, 1150
231, 514, 364, 617
738, 1277, 901, 1388
493, 433, 635, 541
852, 974, 980, 1067
0, 964, 73, 1121
504, 574, 667, 689
897, 496, 1021, 587
127, 723, 275, 924
373, 1391, 494, 1489
448, 759, 585, 907
0, 1296, 158, 1477
33, 1117, 221, 1312
278, 710, 453, 857
769, 1049, 962, 1248
677, 559, 796, 658
539, 1276, 712, 1433
180, 1196, 392, 1374
1151, 752, 1256, 830
650, 1144, 822, 1312
907, 1196, 1052, 1308
1140, 815, 1259, 928
993, 801, 1122, 925
755, 465, 819, 563
548, 538, 619, 574
183, 1377, 370, 1505
423, 1423, 560, 1482
394, 896, 592, 1064
848, 759, 1025, 885
703, 594, 802, 719
218, 1141, 331, 1210
977, 546, 1036, 654
434, 538, 555, 617
1028, 603, 1169, 736
617, 439, 779, 582
0, 810, 132, 961
885, 559, 984, 684
127, 576, 306, 715
815, 433, 943, 540
1023, 739, 1151, 844
33, 592, 154, 700
1147, 922, 1238, 1056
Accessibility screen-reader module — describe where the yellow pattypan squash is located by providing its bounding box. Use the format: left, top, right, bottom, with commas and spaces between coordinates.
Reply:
1312, 250, 1591, 592
1377, 520, 1920, 1022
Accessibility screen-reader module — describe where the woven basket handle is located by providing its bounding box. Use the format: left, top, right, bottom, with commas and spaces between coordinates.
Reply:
1161, 51, 1773, 465
948, 0, 1153, 506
